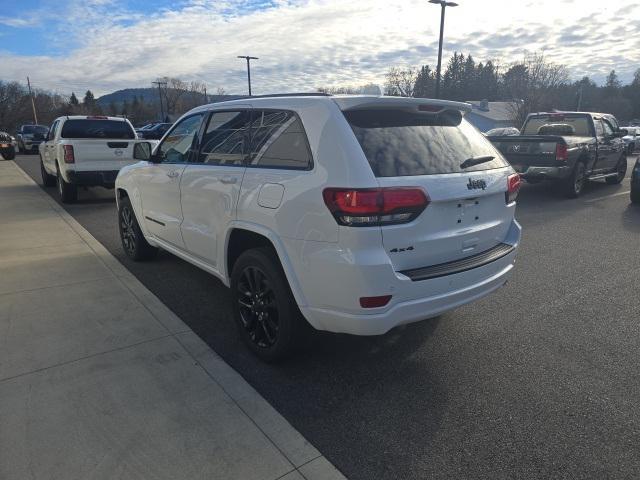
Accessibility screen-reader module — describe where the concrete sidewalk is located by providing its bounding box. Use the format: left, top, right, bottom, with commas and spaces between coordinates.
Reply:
0, 160, 346, 480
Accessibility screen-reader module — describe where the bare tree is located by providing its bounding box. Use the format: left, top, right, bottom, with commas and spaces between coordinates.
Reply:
503, 52, 569, 126
384, 67, 418, 97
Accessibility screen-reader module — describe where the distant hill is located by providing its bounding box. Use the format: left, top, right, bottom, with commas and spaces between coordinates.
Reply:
96, 88, 244, 108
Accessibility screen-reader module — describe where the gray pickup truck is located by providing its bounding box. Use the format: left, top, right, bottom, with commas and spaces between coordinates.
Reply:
489, 112, 627, 197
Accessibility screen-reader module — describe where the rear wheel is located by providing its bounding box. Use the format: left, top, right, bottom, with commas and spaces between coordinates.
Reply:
118, 196, 158, 261
563, 161, 586, 198
606, 155, 627, 184
56, 165, 78, 203
40, 157, 56, 186
1, 147, 15, 160
231, 247, 304, 362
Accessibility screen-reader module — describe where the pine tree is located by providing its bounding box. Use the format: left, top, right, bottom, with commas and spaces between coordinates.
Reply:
69, 92, 79, 106
413, 65, 435, 98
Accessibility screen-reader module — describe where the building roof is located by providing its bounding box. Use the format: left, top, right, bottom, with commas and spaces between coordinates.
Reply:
466, 100, 518, 122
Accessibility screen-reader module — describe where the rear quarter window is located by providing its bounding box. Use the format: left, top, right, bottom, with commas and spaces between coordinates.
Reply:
344, 109, 508, 177
61, 119, 135, 139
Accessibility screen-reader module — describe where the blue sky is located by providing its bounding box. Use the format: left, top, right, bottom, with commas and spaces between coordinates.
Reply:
1, 0, 639, 96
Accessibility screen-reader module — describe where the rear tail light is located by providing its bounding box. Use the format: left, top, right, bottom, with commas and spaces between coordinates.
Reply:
323, 187, 429, 227
360, 295, 392, 308
506, 173, 521, 204
555, 143, 568, 161
63, 145, 75, 164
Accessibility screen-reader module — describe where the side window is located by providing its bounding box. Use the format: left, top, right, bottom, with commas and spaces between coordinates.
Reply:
198, 111, 250, 165
248, 110, 312, 169
602, 120, 614, 137
48, 121, 58, 141
594, 120, 604, 138
157, 114, 204, 163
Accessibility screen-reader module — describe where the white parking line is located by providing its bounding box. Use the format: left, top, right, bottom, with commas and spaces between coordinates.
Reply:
584, 191, 630, 203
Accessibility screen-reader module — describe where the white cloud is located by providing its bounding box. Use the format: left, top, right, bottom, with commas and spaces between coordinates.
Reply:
1, 0, 639, 96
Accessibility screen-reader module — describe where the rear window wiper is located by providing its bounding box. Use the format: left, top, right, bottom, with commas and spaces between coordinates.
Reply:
460, 155, 494, 169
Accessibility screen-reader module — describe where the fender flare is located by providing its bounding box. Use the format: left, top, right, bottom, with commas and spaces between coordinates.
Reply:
223, 221, 308, 308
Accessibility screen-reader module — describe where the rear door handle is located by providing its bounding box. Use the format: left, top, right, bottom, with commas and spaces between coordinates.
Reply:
220, 176, 237, 184
166, 170, 179, 178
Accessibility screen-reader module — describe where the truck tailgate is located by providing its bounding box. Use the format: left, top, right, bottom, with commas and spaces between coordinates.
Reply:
489, 135, 565, 171
67, 139, 137, 171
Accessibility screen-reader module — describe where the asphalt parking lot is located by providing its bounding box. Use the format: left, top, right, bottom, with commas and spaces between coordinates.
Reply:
13, 154, 640, 480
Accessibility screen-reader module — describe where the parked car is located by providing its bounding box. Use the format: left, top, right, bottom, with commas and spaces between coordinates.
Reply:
485, 127, 520, 137
116, 94, 521, 361
138, 122, 172, 140
135, 123, 157, 134
621, 126, 639, 154
631, 156, 640, 204
490, 112, 627, 197
16, 124, 49, 153
0, 131, 16, 160
39, 115, 141, 203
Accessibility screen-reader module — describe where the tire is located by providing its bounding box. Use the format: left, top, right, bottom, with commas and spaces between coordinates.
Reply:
606, 155, 627, 185
40, 157, 56, 186
118, 196, 158, 261
631, 186, 640, 204
56, 165, 78, 203
230, 247, 304, 362
562, 161, 587, 198
1, 148, 15, 160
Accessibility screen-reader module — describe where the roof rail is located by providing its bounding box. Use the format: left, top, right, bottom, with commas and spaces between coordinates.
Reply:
244, 92, 332, 99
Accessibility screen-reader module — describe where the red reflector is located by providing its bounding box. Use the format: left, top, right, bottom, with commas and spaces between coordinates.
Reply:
323, 188, 429, 226
418, 104, 443, 112
555, 143, 568, 161
360, 295, 392, 308
63, 145, 75, 164
506, 173, 521, 203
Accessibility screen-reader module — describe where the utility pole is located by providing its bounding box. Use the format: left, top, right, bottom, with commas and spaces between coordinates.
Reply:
576, 85, 583, 111
429, 0, 458, 99
26, 76, 38, 124
203, 86, 207, 105
237, 56, 259, 96
152, 80, 167, 121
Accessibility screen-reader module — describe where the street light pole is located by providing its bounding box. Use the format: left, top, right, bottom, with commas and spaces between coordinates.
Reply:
237, 55, 259, 96
429, 0, 458, 99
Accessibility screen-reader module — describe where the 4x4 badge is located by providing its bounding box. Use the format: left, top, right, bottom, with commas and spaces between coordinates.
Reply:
467, 178, 487, 190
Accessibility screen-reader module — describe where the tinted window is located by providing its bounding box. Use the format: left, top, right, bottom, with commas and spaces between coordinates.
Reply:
61, 120, 135, 139
602, 120, 614, 136
22, 125, 48, 134
345, 109, 507, 177
157, 114, 204, 163
249, 110, 311, 169
198, 111, 250, 165
594, 120, 604, 137
522, 115, 592, 136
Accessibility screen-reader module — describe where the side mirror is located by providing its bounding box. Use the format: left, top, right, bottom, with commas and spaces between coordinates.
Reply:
133, 141, 153, 161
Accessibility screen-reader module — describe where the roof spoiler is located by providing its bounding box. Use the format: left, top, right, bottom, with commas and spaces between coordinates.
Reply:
333, 96, 472, 114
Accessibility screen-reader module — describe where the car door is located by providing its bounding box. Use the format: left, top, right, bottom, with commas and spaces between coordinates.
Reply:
593, 119, 612, 172
42, 120, 58, 170
179, 109, 251, 268
137, 113, 205, 249
601, 119, 621, 170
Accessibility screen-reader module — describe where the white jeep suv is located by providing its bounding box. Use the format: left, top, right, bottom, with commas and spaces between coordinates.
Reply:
116, 94, 522, 361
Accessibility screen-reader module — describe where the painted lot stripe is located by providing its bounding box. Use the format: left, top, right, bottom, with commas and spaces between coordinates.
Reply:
585, 190, 630, 203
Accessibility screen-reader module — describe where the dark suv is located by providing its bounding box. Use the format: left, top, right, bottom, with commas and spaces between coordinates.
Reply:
138, 122, 172, 140
16, 124, 49, 154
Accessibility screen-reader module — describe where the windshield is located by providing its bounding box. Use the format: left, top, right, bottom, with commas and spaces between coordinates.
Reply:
522, 115, 592, 136
22, 125, 48, 134
344, 109, 508, 177
61, 119, 135, 139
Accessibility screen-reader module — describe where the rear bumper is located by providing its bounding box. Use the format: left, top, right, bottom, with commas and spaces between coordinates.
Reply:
520, 165, 571, 181
66, 170, 120, 187
297, 220, 521, 336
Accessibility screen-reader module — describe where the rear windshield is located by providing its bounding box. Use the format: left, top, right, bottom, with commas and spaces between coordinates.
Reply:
344, 109, 508, 177
22, 125, 48, 134
61, 119, 135, 139
522, 115, 592, 136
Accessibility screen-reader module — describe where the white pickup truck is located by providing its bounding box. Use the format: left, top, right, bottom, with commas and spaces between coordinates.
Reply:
39, 115, 152, 203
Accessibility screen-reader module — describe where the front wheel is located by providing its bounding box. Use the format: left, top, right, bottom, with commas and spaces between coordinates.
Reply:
606, 156, 627, 185
118, 196, 158, 261
40, 157, 56, 186
563, 162, 587, 198
230, 247, 304, 362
